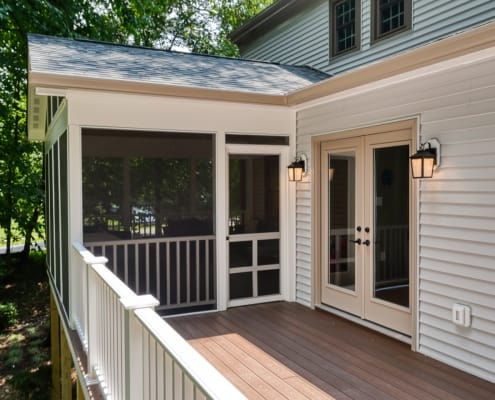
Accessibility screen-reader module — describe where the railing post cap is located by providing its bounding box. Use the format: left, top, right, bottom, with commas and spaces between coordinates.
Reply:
84, 256, 108, 265
120, 294, 160, 310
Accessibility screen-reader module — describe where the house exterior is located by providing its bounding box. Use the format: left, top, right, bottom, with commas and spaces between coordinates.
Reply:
27, 1, 495, 398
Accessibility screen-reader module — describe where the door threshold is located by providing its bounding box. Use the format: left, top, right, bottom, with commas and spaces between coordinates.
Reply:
316, 303, 412, 346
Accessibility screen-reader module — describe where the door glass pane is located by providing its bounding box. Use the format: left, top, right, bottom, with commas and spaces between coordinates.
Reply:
328, 153, 356, 291
373, 145, 409, 308
229, 155, 279, 234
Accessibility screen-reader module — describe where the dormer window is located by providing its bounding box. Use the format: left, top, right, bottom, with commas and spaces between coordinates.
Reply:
332, 0, 361, 57
372, 0, 412, 42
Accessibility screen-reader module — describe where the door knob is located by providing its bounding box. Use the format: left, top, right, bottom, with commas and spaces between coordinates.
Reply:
350, 239, 361, 245
362, 239, 370, 246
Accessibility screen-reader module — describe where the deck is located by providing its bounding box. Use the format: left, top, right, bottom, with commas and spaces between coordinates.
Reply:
168, 302, 495, 400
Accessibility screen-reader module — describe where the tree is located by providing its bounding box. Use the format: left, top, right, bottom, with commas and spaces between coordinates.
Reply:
0, 0, 274, 259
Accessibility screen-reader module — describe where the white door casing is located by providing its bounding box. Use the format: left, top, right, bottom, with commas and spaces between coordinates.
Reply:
319, 123, 416, 336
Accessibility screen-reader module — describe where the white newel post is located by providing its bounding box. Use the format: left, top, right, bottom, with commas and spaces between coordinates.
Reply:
121, 294, 160, 400
85, 255, 109, 382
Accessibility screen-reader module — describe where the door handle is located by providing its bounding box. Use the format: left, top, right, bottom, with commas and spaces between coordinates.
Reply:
350, 239, 361, 245
362, 239, 370, 246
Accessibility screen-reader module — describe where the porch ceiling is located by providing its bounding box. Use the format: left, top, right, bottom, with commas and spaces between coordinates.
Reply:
168, 302, 495, 400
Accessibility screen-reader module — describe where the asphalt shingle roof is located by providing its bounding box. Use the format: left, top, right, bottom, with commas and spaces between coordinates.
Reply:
28, 34, 329, 96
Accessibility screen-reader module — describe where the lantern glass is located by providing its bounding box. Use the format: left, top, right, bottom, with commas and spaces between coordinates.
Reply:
288, 160, 304, 181
410, 149, 436, 179
422, 157, 435, 178
410, 157, 424, 179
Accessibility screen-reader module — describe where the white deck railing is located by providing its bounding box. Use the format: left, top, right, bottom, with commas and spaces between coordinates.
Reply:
72, 242, 245, 400
85, 236, 216, 312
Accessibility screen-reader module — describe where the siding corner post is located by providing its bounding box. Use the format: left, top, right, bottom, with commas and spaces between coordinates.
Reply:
121, 294, 160, 400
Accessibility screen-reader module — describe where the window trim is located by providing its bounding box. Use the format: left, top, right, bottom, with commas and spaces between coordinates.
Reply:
371, 0, 412, 43
331, 0, 361, 58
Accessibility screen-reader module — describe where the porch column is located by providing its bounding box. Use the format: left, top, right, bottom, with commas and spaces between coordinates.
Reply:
215, 131, 228, 310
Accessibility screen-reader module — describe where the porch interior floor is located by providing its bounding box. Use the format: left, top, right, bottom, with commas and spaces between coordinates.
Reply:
167, 302, 495, 400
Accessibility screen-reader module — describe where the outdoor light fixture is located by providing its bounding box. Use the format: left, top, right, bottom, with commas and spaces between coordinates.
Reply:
410, 138, 441, 179
288, 154, 307, 181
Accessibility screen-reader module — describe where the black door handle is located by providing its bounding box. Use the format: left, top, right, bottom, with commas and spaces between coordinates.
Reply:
350, 239, 361, 245
362, 239, 370, 246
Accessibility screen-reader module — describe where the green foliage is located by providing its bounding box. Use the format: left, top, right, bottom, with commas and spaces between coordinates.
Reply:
0, 302, 17, 331
10, 364, 51, 400
0, 251, 50, 398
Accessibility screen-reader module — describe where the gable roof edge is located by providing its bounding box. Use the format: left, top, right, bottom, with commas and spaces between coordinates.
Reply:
28, 71, 289, 106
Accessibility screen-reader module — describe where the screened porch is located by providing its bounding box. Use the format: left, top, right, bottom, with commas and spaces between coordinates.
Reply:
82, 129, 285, 314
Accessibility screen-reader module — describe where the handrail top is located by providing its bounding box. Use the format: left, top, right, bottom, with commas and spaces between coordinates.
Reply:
72, 241, 108, 265
84, 234, 216, 247
120, 294, 159, 310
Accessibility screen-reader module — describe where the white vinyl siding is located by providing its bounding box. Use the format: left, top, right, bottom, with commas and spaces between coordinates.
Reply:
240, 1, 330, 70
295, 51, 495, 383
240, 0, 495, 75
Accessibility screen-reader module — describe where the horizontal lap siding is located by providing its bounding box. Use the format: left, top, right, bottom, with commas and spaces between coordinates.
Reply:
295, 181, 312, 306
240, 0, 329, 70
296, 55, 495, 383
241, 0, 495, 75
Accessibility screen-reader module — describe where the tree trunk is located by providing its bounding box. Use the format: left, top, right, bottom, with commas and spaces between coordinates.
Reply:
5, 217, 11, 258
21, 207, 40, 261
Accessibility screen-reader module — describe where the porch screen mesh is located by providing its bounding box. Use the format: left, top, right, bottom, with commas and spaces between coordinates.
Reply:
82, 129, 214, 242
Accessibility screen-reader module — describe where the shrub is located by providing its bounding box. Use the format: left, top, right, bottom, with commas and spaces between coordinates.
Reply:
0, 301, 18, 331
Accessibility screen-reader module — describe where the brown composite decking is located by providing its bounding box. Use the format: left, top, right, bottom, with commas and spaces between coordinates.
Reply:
167, 302, 495, 400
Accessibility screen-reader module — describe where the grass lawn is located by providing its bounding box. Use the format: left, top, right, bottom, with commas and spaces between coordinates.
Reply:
0, 226, 45, 249
0, 252, 50, 400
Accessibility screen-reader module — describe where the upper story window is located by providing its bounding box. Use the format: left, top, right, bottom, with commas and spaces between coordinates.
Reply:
332, 0, 361, 57
372, 0, 412, 42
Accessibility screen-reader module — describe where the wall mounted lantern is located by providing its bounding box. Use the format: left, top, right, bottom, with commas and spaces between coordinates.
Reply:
409, 138, 441, 179
288, 154, 307, 181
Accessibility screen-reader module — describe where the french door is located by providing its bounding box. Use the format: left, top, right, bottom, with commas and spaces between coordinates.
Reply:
321, 128, 414, 335
226, 145, 288, 307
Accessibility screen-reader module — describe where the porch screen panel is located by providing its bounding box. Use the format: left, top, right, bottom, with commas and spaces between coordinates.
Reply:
60, 132, 70, 311
53, 141, 61, 291
45, 151, 53, 278
82, 129, 215, 314
228, 154, 281, 300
